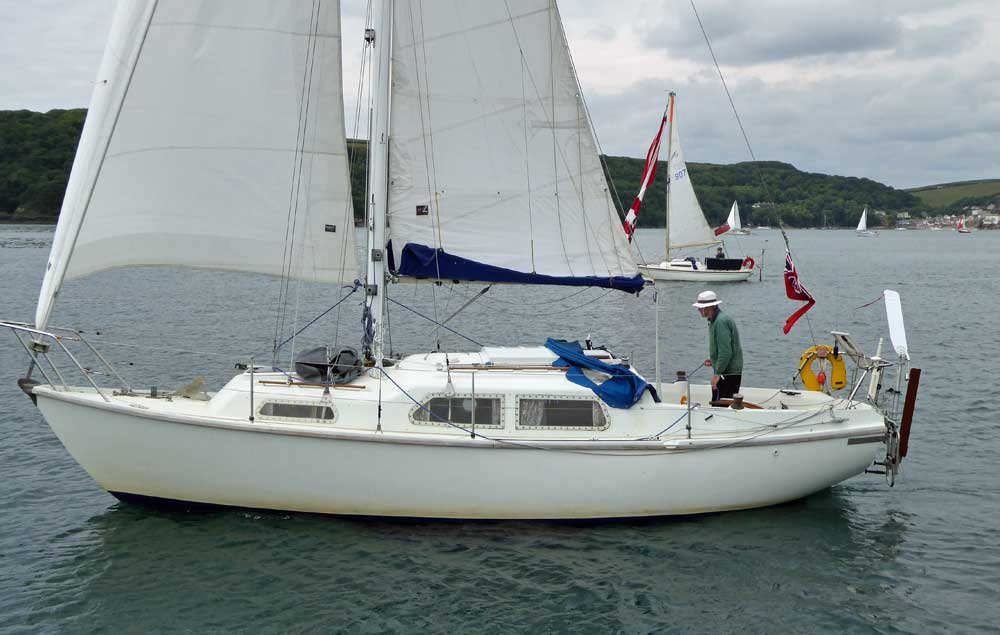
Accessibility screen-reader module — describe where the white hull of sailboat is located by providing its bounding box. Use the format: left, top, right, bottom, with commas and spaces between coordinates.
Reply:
856, 230, 878, 237
33, 377, 884, 519
638, 263, 753, 282
730, 229, 752, 235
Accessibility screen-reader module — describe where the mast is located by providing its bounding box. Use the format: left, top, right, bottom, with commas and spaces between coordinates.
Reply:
364, 0, 393, 368
664, 92, 675, 261
655, 92, 675, 393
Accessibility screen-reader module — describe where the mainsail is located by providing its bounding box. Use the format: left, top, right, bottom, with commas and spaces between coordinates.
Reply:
727, 201, 742, 231
385, 0, 641, 292
666, 105, 718, 251
857, 208, 869, 232
36, 1, 357, 330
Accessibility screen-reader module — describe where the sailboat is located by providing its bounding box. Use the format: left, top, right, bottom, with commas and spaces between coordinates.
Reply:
636, 94, 754, 282
819, 211, 834, 230
0, 0, 915, 519
726, 201, 752, 235
856, 208, 878, 237
956, 216, 972, 233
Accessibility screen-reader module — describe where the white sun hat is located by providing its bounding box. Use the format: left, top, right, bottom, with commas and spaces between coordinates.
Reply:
692, 290, 722, 308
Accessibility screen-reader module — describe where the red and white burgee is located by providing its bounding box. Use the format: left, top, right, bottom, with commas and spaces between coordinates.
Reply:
783, 249, 816, 334
623, 110, 668, 242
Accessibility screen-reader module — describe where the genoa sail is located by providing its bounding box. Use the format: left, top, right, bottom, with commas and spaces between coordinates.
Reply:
385, 0, 642, 293
36, 1, 357, 330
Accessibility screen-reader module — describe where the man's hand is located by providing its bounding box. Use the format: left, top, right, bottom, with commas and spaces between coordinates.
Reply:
711, 374, 720, 388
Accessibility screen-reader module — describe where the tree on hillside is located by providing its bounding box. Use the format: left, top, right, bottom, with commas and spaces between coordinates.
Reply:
0, 109, 927, 227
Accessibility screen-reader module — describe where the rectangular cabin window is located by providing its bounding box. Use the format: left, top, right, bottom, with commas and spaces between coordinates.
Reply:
517, 398, 608, 430
258, 402, 336, 422
411, 395, 502, 428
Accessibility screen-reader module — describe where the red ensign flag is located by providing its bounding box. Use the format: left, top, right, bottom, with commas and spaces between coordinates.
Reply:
623, 113, 666, 241
783, 249, 816, 334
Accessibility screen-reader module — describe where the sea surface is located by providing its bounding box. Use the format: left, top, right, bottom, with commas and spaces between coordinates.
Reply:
1, 225, 997, 634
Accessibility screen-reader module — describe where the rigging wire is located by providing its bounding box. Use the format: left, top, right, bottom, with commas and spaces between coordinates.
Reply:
387, 297, 484, 347
406, 1, 447, 348
377, 365, 842, 456
288, 0, 325, 370
690, 0, 769, 202
274, 282, 363, 354
272, 0, 323, 363
336, 0, 376, 350
691, 0, 818, 344
477, 284, 593, 306
501, 0, 632, 281
480, 288, 615, 317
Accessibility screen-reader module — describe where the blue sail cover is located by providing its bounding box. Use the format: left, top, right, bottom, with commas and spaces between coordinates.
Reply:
395, 244, 645, 294
544, 338, 651, 409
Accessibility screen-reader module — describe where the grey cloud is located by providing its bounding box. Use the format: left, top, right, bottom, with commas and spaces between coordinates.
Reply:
895, 18, 983, 59
640, 1, 902, 66
0, 0, 112, 110
580, 55, 1000, 188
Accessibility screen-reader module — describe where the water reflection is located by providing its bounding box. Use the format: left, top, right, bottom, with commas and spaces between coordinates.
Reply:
29, 487, 903, 633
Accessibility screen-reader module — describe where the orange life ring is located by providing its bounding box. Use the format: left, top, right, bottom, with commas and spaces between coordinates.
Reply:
742, 256, 755, 270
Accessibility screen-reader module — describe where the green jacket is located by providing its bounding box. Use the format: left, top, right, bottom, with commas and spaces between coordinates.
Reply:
709, 309, 743, 376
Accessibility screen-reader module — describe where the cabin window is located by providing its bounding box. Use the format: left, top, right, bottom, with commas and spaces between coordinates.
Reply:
516, 397, 609, 430
257, 401, 336, 422
410, 394, 503, 428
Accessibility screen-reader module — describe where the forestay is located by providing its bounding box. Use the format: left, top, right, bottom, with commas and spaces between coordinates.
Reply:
36, 0, 357, 330
385, 0, 642, 293
667, 107, 719, 251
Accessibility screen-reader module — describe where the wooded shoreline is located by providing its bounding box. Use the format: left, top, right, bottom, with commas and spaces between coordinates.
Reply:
1, 108, 939, 229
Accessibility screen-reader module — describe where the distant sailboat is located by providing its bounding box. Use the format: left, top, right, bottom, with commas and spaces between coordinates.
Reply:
725, 201, 751, 235
856, 208, 877, 237
957, 216, 972, 234
820, 211, 835, 230
635, 93, 754, 282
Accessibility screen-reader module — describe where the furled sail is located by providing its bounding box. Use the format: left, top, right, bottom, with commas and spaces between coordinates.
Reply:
666, 106, 719, 251
36, 1, 357, 330
385, 0, 642, 293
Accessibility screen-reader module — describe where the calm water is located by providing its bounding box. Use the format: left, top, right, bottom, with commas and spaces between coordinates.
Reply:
1, 225, 998, 633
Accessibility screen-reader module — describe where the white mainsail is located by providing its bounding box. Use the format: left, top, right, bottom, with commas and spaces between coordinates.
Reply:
385, 0, 638, 289
857, 208, 868, 232
726, 201, 742, 231
666, 106, 718, 251
36, 1, 357, 330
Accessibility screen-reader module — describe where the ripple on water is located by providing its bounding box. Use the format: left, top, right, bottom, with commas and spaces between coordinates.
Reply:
1, 228, 999, 632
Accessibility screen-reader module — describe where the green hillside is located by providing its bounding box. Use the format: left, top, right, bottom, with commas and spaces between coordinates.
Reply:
908, 179, 1000, 209
2, 108, 925, 228
603, 156, 921, 228
0, 109, 86, 220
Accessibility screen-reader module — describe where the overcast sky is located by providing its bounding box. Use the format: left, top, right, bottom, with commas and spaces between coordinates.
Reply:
3, 0, 998, 189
